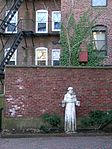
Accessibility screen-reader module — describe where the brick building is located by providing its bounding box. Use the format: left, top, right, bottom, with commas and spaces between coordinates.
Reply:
0, 0, 61, 70
0, 0, 112, 72
62, 0, 112, 65
0, 0, 112, 130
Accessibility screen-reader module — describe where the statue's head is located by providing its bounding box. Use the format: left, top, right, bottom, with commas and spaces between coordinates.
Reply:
67, 87, 73, 94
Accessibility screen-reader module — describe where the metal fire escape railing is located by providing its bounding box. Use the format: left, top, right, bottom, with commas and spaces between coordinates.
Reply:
0, 0, 24, 73
0, 20, 23, 72
0, 19, 35, 72
0, 0, 24, 32
0, 32, 24, 71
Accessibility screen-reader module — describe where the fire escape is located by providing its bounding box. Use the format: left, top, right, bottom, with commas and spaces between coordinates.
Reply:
0, 0, 24, 74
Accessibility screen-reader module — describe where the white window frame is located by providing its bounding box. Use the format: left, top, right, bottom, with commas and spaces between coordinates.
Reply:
36, 10, 48, 33
5, 48, 17, 65
52, 49, 60, 66
92, 0, 107, 6
5, 11, 18, 33
35, 47, 48, 65
52, 11, 61, 31
92, 25, 107, 52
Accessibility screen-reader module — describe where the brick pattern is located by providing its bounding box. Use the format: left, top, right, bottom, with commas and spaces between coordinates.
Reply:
4, 66, 112, 118
1, 0, 112, 65
0, 0, 60, 66
61, 0, 112, 65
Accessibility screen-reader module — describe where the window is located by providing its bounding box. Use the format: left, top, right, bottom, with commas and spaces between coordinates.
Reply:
5, 11, 18, 33
92, 26, 107, 56
92, 0, 107, 6
36, 10, 48, 33
35, 47, 48, 65
5, 48, 17, 65
52, 11, 61, 31
52, 49, 60, 66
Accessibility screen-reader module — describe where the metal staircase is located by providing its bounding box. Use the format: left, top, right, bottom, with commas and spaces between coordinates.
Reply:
0, 0, 24, 73
0, 31, 24, 71
0, 0, 23, 32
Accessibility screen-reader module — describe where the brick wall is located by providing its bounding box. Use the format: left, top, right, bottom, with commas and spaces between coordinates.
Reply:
4, 66, 112, 118
0, 0, 60, 66
61, 0, 112, 65
19, 0, 61, 33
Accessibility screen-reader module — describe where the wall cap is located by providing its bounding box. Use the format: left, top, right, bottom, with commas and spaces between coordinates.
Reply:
5, 65, 112, 69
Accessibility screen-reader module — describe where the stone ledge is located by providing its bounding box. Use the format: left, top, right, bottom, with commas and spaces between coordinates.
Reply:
1, 132, 112, 138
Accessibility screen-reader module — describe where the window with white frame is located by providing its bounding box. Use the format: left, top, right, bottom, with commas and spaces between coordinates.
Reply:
92, 25, 107, 56
5, 48, 17, 65
52, 49, 60, 66
36, 10, 48, 33
35, 47, 48, 65
52, 11, 61, 31
92, 0, 107, 6
5, 11, 18, 33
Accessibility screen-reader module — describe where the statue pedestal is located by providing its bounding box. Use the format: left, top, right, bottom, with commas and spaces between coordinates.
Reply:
65, 131, 77, 134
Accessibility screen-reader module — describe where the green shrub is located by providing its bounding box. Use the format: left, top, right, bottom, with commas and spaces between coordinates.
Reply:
39, 125, 49, 133
41, 113, 61, 127
80, 110, 112, 129
89, 110, 107, 126
80, 117, 91, 128
39, 113, 63, 133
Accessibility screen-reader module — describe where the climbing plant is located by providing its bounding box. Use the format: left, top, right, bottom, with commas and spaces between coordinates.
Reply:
60, 10, 104, 66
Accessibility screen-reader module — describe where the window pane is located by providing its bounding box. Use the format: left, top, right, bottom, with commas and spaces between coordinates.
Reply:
36, 11, 48, 33
93, 32, 105, 40
52, 50, 60, 60
5, 48, 17, 65
93, 31, 106, 51
94, 40, 106, 50
38, 23, 46, 32
53, 60, 60, 66
6, 11, 17, 33
8, 61, 15, 65
6, 11, 17, 23
37, 49, 46, 60
11, 12, 17, 22
53, 12, 61, 22
52, 49, 60, 66
54, 22, 61, 30
52, 11, 61, 31
35, 48, 47, 65
92, 0, 106, 6
7, 23, 16, 32
37, 61, 46, 66
37, 12, 47, 22
95, 50, 106, 57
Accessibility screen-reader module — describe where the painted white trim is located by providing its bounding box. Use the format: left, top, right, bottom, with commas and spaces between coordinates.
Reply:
36, 10, 48, 33
5, 11, 18, 33
5, 48, 17, 65
35, 47, 48, 65
52, 49, 60, 66
52, 11, 61, 31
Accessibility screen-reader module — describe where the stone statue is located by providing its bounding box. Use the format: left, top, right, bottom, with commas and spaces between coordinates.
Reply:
62, 87, 80, 133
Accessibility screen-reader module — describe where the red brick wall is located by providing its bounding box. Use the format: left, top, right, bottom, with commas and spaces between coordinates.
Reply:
4, 66, 112, 118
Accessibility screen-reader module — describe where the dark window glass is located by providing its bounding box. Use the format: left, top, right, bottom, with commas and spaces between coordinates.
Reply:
7, 23, 16, 32
53, 60, 60, 66
37, 61, 46, 66
54, 22, 61, 30
38, 23, 46, 32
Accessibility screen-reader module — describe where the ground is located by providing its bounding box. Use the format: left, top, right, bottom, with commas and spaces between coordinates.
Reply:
0, 136, 112, 149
